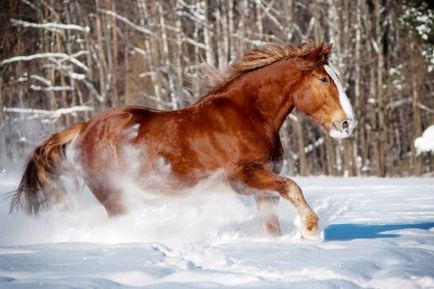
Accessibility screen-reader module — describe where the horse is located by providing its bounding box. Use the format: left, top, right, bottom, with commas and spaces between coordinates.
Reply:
10, 41, 356, 240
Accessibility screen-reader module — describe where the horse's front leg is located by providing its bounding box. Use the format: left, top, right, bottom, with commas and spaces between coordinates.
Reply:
231, 162, 318, 239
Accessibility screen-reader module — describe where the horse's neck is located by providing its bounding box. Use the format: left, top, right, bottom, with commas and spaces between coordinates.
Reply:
225, 61, 299, 131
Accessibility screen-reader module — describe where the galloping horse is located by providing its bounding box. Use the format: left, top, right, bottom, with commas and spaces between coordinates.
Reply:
11, 41, 356, 239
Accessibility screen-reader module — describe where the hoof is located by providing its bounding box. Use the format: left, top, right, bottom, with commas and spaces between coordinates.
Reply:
264, 223, 282, 237
301, 228, 320, 241
301, 213, 319, 241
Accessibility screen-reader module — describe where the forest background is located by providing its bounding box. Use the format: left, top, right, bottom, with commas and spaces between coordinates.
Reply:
1, 0, 433, 177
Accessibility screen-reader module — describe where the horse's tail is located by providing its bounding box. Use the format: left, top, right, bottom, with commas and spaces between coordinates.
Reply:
10, 123, 84, 214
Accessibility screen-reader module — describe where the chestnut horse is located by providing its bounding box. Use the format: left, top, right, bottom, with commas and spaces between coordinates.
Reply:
11, 41, 356, 239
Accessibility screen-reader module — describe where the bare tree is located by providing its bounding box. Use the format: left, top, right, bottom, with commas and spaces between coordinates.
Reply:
0, 0, 433, 176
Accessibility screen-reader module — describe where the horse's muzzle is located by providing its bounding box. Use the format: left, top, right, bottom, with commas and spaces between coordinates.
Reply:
329, 119, 357, 139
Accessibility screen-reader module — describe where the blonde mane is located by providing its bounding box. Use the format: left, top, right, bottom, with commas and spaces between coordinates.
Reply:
199, 40, 326, 94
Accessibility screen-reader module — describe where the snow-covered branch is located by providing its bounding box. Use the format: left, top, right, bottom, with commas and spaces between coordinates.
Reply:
182, 36, 210, 51
30, 74, 51, 85
417, 103, 434, 113
256, 0, 285, 31
233, 35, 268, 47
0, 51, 89, 71
177, 0, 206, 25
386, 98, 434, 113
30, 85, 73, 92
11, 19, 90, 33
288, 114, 298, 121
3, 106, 93, 119
386, 98, 411, 109
304, 137, 325, 154
98, 9, 154, 36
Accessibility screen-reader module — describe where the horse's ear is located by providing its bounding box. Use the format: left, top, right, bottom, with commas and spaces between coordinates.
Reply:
323, 42, 333, 63
324, 42, 333, 57
303, 42, 324, 63
304, 42, 333, 67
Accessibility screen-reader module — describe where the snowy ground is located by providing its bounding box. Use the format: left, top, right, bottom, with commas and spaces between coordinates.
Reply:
0, 175, 434, 289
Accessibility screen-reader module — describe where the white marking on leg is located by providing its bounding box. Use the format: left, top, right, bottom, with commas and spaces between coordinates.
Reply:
324, 64, 354, 119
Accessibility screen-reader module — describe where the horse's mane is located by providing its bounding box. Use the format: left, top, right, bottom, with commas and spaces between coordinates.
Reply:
198, 40, 327, 96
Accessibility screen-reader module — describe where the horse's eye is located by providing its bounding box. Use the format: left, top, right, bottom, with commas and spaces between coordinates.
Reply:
319, 77, 328, 83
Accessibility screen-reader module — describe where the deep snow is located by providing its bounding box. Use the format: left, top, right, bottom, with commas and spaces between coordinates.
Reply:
0, 175, 433, 289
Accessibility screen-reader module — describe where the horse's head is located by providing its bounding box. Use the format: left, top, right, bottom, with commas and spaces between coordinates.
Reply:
292, 43, 356, 139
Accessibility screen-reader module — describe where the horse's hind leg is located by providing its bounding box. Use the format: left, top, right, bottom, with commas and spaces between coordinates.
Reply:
87, 184, 126, 217
254, 194, 281, 236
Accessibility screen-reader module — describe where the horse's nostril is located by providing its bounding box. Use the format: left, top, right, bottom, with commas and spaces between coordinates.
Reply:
342, 120, 349, 130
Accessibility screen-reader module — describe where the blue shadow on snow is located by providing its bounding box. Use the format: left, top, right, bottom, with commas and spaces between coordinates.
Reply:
324, 222, 434, 241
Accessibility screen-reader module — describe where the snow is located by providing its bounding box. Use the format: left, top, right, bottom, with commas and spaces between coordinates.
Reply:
0, 176, 434, 289
415, 125, 434, 153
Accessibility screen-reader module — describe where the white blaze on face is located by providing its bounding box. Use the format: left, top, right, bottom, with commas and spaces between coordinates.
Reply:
324, 64, 354, 119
